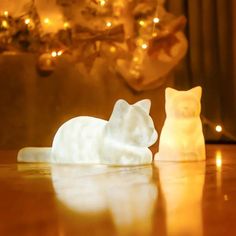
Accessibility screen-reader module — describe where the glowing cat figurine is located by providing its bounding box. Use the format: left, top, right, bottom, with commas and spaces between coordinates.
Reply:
155, 86, 205, 161
18, 99, 158, 165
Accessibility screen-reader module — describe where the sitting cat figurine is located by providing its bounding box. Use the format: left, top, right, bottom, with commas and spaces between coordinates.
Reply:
155, 86, 205, 161
18, 99, 158, 165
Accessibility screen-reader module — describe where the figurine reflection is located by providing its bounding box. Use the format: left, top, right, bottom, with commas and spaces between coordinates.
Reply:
157, 161, 205, 236
51, 165, 157, 236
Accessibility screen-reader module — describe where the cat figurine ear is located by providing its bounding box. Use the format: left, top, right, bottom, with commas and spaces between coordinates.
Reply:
109, 99, 130, 123
134, 99, 151, 114
165, 87, 177, 99
166, 86, 202, 99
189, 86, 202, 98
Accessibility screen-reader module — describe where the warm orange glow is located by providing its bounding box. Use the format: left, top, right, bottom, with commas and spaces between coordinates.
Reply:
224, 194, 228, 201
43, 18, 50, 24
63, 22, 70, 29
1, 20, 8, 28
25, 18, 31, 25
99, 0, 106, 6
216, 150, 222, 169
153, 17, 160, 23
3, 11, 8, 17
215, 125, 222, 132
57, 50, 63, 56
139, 20, 145, 26
141, 43, 148, 49
51, 51, 57, 57
110, 46, 116, 53
106, 21, 112, 27
133, 57, 139, 62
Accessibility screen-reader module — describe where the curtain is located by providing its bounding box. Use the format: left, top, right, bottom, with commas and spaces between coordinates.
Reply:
166, 0, 236, 142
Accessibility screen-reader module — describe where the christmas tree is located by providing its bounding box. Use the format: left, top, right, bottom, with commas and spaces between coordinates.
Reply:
0, 0, 187, 91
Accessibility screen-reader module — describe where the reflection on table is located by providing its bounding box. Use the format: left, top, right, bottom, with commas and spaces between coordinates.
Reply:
52, 165, 157, 236
156, 161, 205, 236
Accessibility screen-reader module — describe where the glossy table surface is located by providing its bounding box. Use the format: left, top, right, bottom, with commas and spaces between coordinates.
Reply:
0, 145, 236, 236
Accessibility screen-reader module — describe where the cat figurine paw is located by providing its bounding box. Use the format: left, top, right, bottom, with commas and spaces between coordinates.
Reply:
18, 99, 158, 165
155, 86, 205, 161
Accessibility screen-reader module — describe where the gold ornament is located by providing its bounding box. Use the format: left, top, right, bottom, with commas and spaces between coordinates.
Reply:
37, 53, 55, 75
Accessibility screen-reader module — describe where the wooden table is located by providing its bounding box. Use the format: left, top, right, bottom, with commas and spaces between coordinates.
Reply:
0, 145, 235, 236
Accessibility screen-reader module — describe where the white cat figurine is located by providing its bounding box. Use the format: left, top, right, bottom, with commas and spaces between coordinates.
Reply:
155, 86, 205, 161
18, 99, 158, 165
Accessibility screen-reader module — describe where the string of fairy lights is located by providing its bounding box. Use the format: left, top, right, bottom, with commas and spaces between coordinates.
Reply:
0, 0, 164, 61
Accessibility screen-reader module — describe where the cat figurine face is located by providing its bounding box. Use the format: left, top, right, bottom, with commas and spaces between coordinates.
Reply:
165, 87, 202, 119
107, 99, 157, 147
155, 86, 206, 161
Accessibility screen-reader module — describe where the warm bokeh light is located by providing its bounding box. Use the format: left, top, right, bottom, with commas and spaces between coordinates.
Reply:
106, 21, 112, 27
224, 194, 228, 201
3, 11, 8, 17
133, 56, 139, 62
57, 51, 63, 56
110, 46, 116, 53
139, 20, 145, 26
215, 125, 222, 132
63, 22, 70, 29
153, 17, 160, 23
51, 51, 57, 57
99, 0, 106, 6
1, 20, 8, 28
141, 43, 148, 49
43, 18, 50, 24
24, 18, 31, 25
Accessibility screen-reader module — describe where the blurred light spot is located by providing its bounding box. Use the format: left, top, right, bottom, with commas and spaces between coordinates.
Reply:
25, 18, 31, 25
215, 125, 222, 132
224, 194, 228, 201
153, 17, 160, 23
216, 150, 222, 172
51, 51, 57, 57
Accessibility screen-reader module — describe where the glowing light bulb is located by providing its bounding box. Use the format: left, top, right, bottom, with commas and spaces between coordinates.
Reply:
99, 0, 106, 6
215, 125, 222, 133
133, 57, 139, 62
152, 32, 157, 37
25, 18, 31, 25
64, 22, 70, 29
106, 21, 112, 27
110, 46, 116, 53
139, 20, 145, 26
44, 18, 50, 24
153, 17, 160, 23
51, 51, 57, 57
1, 20, 8, 28
3, 11, 8, 17
57, 50, 63, 56
141, 43, 148, 49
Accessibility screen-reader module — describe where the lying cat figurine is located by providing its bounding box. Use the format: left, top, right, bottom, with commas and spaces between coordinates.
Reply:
155, 86, 205, 161
18, 99, 158, 165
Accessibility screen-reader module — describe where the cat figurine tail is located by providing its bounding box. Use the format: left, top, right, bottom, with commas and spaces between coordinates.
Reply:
155, 86, 206, 162
18, 99, 158, 166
